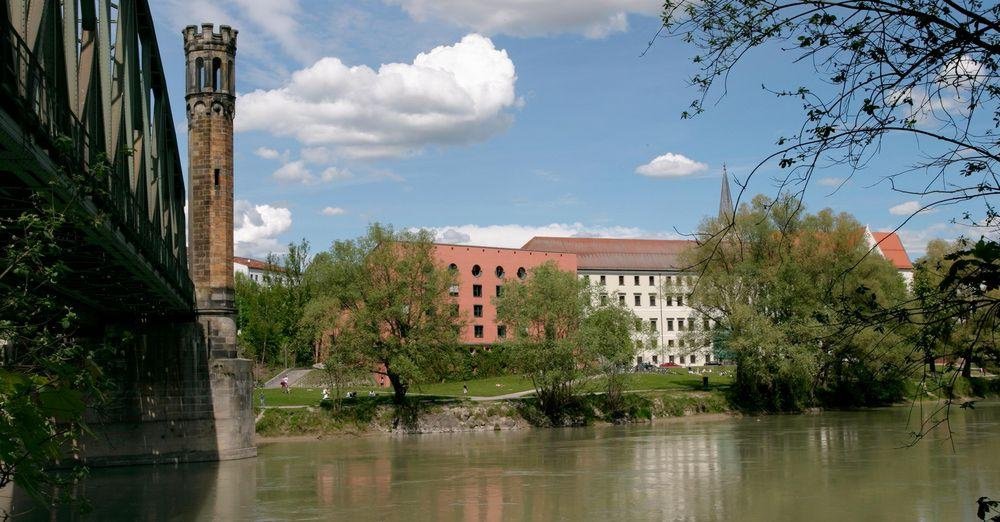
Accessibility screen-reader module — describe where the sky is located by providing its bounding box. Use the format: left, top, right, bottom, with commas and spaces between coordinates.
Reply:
147, 0, 993, 260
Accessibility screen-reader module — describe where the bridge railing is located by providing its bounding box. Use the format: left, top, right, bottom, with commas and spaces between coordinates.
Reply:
0, 18, 194, 307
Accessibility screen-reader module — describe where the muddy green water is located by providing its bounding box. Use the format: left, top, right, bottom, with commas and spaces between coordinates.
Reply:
13, 403, 1000, 520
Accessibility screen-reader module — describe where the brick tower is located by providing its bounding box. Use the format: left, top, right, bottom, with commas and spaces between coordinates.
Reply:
184, 23, 237, 359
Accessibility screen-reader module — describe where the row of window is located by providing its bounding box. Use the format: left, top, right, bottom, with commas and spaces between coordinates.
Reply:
640, 317, 711, 332
638, 354, 712, 365
586, 274, 695, 287
450, 263, 528, 280
472, 325, 506, 339
450, 284, 504, 298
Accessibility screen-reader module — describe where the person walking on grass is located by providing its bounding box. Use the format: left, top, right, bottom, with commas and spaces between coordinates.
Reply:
280, 376, 289, 394
463, 384, 468, 396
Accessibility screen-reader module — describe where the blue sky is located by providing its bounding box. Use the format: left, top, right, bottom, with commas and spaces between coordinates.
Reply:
149, 1, 987, 259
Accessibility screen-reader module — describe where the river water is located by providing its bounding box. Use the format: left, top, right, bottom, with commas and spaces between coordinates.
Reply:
13, 403, 1000, 520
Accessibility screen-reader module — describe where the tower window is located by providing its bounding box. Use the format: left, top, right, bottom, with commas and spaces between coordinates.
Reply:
195, 57, 205, 92
213, 169, 220, 189
212, 58, 221, 91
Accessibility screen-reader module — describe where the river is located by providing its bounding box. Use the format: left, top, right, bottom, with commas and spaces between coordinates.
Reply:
12, 402, 1000, 520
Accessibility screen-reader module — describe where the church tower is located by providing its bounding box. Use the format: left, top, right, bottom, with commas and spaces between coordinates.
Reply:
184, 24, 238, 358
719, 164, 734, 222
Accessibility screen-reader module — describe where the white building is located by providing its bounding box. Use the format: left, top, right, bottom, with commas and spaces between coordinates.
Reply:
863, 227, 915, 288
233, 256, 281, 284
521, 236, 714, 366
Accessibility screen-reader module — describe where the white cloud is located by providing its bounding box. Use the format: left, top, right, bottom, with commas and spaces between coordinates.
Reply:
234, 200, 292, 257
321, 206, 347, 216
236, 34, 520, 159
386, 0, 660, 38
321, 167, 353, 182
817, 177, 845, 187
888, 200, 936, 216
254, 146, 281, 160
419, 223, 682, 248
273, 160, 316, 184
635, 153, 709, 178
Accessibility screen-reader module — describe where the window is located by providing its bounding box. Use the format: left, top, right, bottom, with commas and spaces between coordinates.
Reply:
688, 318, 695, 331
449, 284, 459, 297
677, 295, 684, 307
690, 355, 697, 364
517, 267, 527, 279
618, 275, 625, 285
636, 356, 643, 364
599, 275, 606, 285
677, 318, 685, 331
680, 355, 686, 364
495, 266, 505, 278
448, 263, 458, 272
600, 294, 608, 305
618, 294, 625, 305
583, 275, 590, 284
473, 305, 483, 318
634, 294, 641, 306
496, 285, 502, 297
668, 340, 675, 348
650, 339, 659, 349
634, 275, 640, 285
472, 264, 482, 277
473, 284, 482, 297
650, 318, 657, 332
649, 275, 655, 286
679, 339, 685, 348
474, 325, 484, 338
706, 354, 712, 363
634, 318, 642, 329
652, 354, 658, 364
703, 318, 711, 330
667, 319, 674, 331
497, 325, 507, 338
665, 275, 672, 285
669, 355, 675, 363
649, 294, 656, 307
665, 295, 673, 306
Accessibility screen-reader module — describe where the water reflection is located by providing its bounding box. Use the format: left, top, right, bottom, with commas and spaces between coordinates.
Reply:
11, 403, 1000, 521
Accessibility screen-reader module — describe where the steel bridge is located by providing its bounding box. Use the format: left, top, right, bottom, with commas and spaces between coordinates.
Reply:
0, 0, 191, 314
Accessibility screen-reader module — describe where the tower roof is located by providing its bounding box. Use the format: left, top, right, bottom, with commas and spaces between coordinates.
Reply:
719, 164, 733, 220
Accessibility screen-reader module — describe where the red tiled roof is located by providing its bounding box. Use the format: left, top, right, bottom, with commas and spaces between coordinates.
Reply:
233, 256, 274, 271
521, 237, 696, 270
871, 232, 913, 270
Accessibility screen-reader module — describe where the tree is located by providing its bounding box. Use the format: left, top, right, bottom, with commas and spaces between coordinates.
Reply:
234, 240, 313, 368
579, 302, 642, 414
303, 224, 460, 404
682, 194, 910, 410
495, 262, 593, 421
0, 150, 113, 517
660, 0, 999, 212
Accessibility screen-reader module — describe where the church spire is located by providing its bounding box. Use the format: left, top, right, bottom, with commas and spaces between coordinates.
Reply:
719, 164, 733, 221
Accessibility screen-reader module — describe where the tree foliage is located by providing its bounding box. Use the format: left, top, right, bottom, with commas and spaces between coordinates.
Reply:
495, 262, 641, 422
683, 194, 910, 410
0, 152, 113, 517
303, 224, 460, 404
661, 0, 999, 213
234, 240, 313, 368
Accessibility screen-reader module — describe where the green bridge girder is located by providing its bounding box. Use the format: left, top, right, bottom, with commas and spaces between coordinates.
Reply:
0, 0, 193, 314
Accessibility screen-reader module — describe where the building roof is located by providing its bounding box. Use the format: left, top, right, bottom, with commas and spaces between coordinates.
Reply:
521, 237, 695, 271
233, 256, 273, 271
870, 232, 914, 270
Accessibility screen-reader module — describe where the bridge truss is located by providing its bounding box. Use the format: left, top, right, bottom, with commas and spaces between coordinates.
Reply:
0, 0, 192, 314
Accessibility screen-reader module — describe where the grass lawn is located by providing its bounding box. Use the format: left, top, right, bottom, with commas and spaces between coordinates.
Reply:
259, 385, 386, 407
413, 375, 535, 397
583, 370, 733, 394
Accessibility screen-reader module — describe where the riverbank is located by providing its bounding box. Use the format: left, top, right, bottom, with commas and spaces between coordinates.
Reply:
255, 389, 733, 440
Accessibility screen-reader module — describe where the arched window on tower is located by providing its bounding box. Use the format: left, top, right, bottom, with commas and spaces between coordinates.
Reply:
212, 58, 222, 91
227, 60, 234, 92
195, 58, 204, 92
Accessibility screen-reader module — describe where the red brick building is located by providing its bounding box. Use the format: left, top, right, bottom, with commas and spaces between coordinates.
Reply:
431, 243, 577, 347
